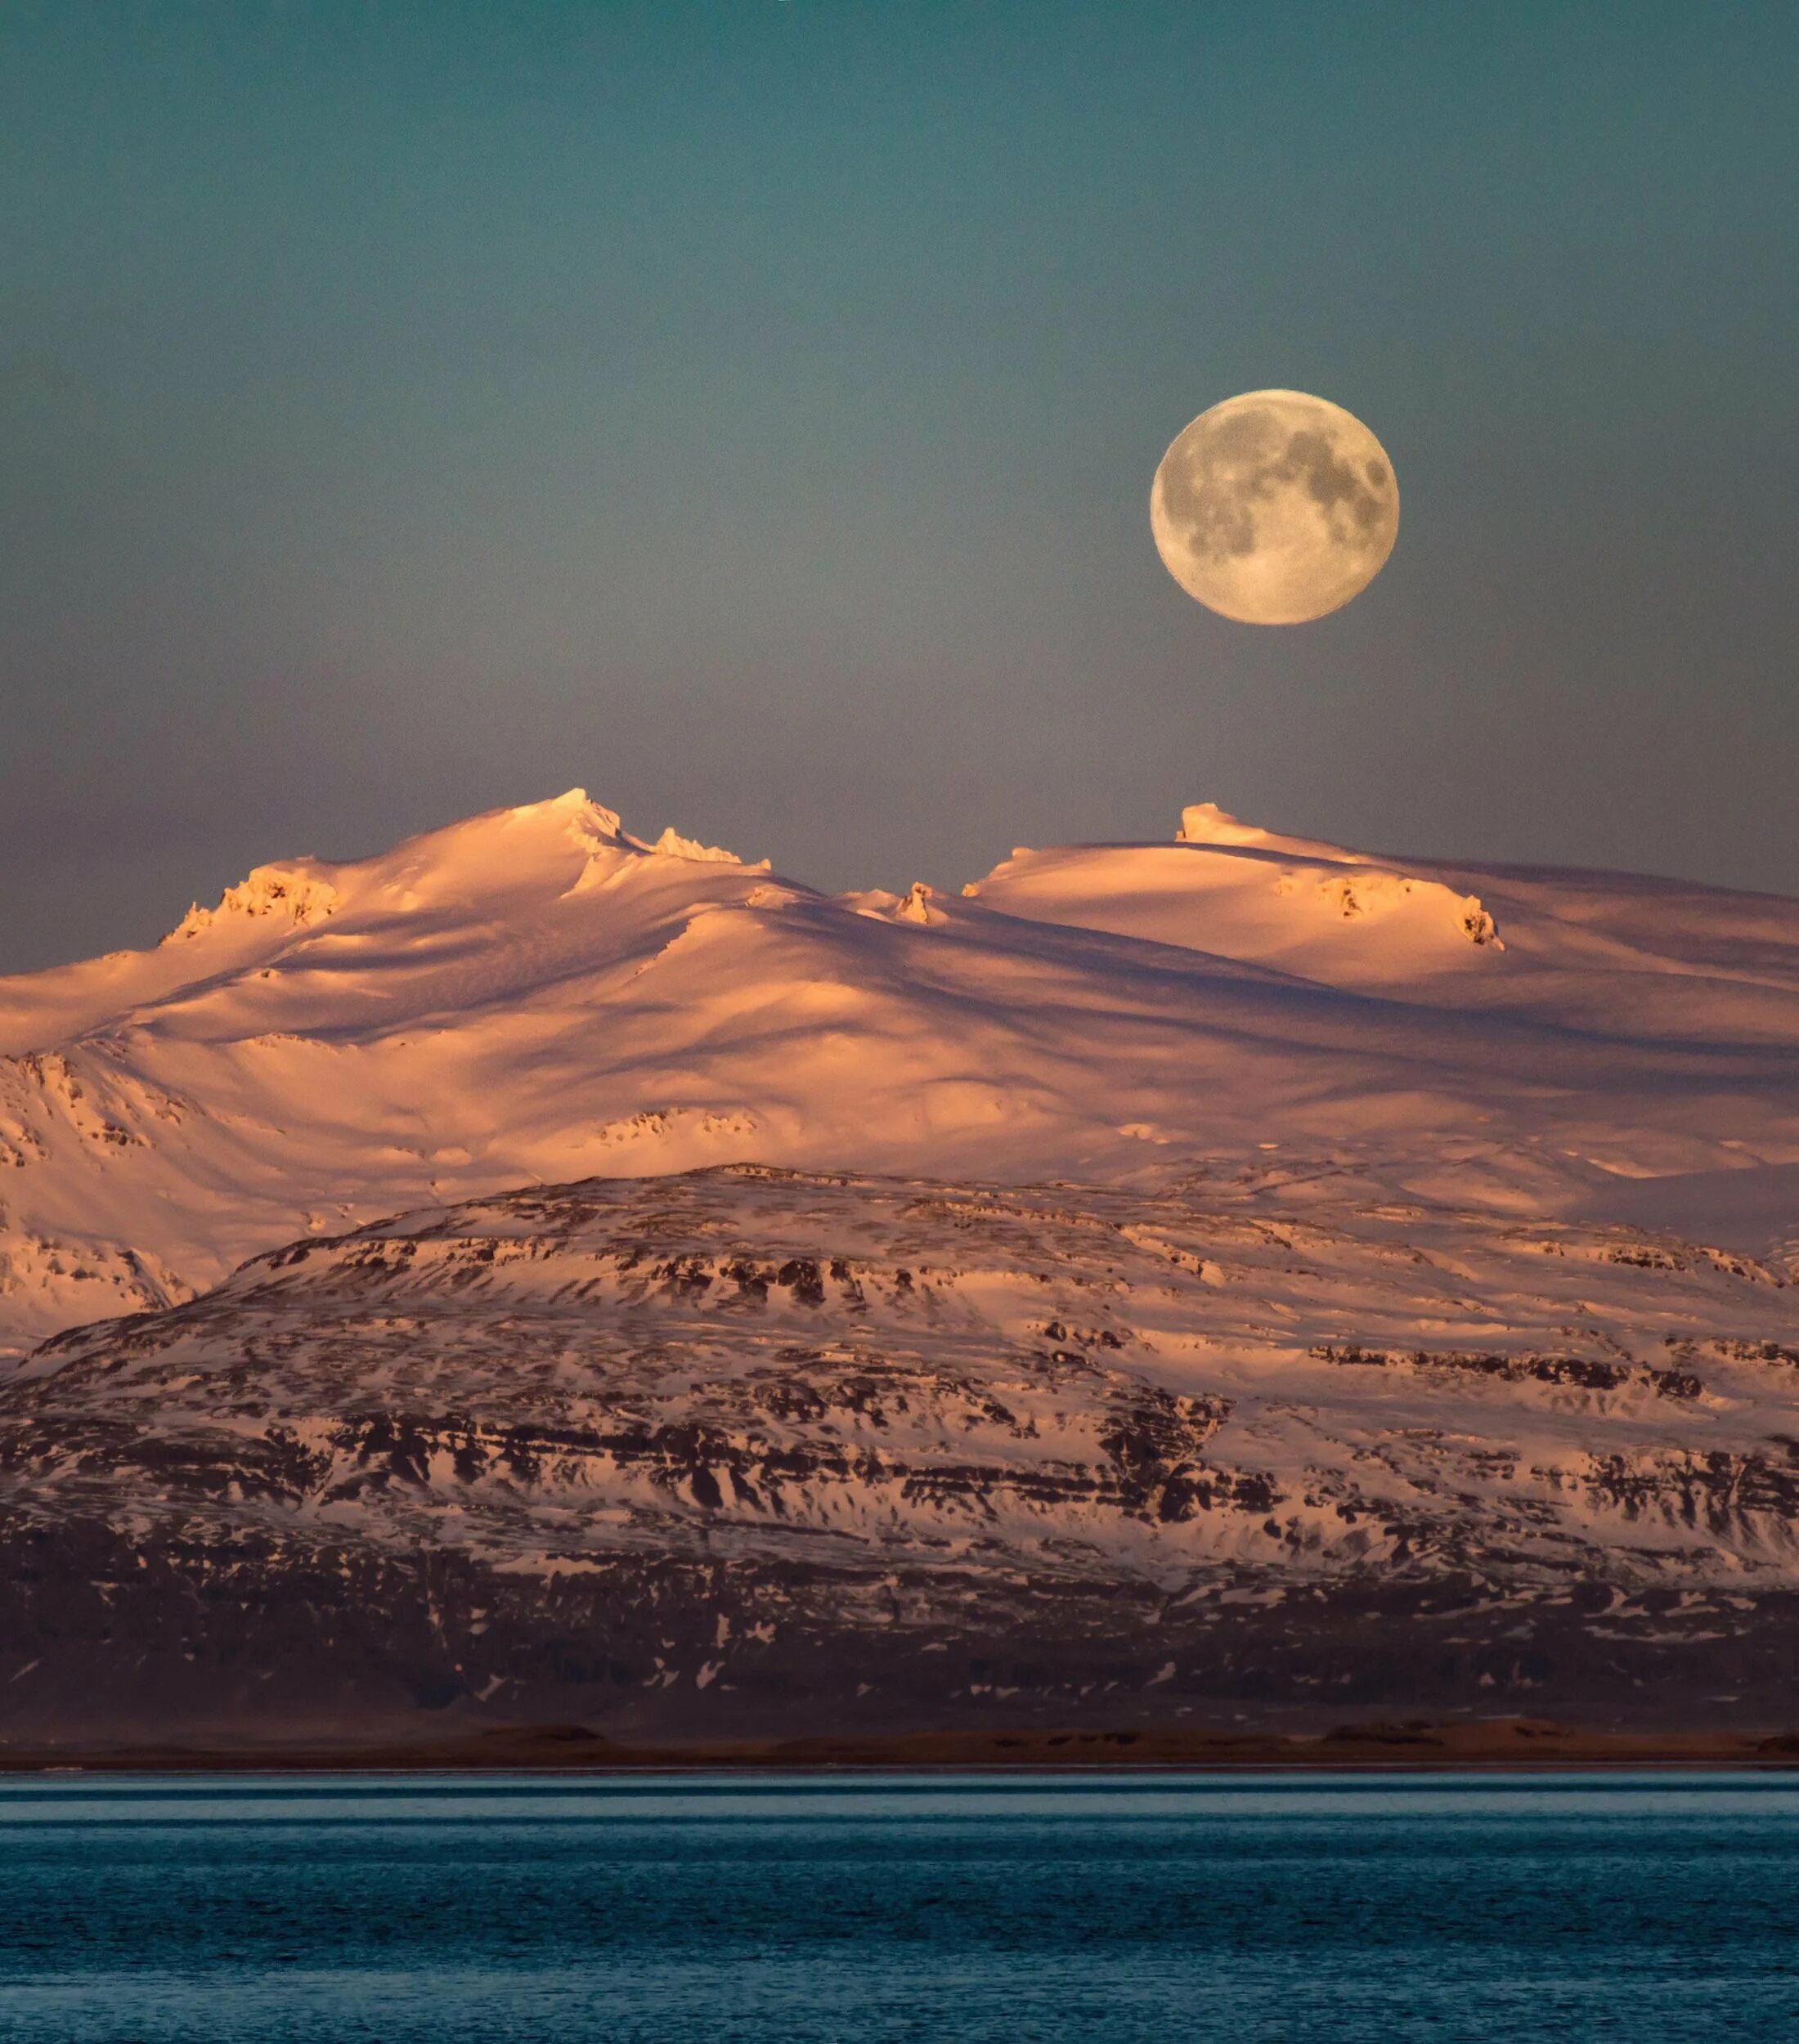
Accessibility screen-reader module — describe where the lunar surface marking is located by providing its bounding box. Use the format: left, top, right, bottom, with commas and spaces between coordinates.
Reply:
1151, 389, 1398, 624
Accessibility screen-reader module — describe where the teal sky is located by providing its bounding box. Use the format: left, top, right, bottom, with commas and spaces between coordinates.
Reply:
3, 2, 1795, 967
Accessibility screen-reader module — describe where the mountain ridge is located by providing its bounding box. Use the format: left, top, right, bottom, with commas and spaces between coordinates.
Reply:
1, 1159, 1794, 1741
2, 789, 1796, 1356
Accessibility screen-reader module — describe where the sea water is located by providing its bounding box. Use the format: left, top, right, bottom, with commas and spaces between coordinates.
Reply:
0, 1771, 1796, 2042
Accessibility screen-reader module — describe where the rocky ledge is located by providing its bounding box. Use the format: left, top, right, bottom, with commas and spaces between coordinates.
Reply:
1, 1163, 1795, 1742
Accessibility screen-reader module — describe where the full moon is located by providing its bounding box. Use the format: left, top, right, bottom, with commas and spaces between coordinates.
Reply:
1150, 389, 1398, 625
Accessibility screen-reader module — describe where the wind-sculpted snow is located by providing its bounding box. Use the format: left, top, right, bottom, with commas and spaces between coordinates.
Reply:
2, 1164, 1796, 1739
1, 790, 1797, 1355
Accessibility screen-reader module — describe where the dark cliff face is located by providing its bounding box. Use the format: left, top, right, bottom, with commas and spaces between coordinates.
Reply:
0, 1163, 1794, 1742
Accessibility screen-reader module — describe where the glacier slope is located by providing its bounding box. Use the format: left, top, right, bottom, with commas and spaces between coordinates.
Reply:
1, 789, 1796, 1355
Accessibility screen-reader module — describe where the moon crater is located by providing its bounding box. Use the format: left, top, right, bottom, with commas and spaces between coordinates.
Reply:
1151, 390, 1398, 624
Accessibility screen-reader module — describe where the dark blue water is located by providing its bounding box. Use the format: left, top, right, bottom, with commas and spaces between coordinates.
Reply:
1, 1771, 1797, 2041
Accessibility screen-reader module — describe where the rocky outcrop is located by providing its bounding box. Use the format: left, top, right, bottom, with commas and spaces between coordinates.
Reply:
0, 1163, 1795, 1741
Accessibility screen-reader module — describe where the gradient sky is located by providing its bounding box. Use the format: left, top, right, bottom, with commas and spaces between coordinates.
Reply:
3, 1, 1795, 970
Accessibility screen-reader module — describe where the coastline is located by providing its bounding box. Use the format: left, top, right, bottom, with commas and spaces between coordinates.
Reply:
6, 1719, 1799, 1773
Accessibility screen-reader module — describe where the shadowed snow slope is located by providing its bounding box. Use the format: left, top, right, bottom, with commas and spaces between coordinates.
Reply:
3, 1165, 1797, 1738
1, 790, 1795, 1353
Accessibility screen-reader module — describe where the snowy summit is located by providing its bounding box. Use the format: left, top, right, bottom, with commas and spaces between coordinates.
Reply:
0, 788, 1795, 1355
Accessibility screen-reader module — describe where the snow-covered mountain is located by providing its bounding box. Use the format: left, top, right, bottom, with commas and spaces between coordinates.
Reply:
2, 790, 1797, 1740
2, 789, 1797, 1356
2, 1163, 1794, 1740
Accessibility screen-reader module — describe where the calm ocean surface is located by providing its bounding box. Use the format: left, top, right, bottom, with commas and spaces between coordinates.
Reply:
0, 1770, 1796, 2042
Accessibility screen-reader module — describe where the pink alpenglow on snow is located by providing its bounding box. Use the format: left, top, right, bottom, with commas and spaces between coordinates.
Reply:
0, 788, 1795, 1356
